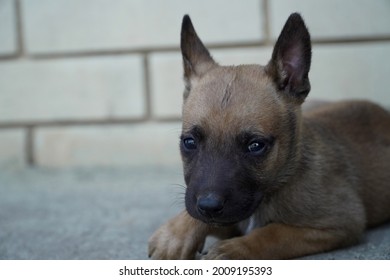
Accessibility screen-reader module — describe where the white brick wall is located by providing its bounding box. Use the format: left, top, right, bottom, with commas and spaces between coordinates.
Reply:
0, 0, 389, 168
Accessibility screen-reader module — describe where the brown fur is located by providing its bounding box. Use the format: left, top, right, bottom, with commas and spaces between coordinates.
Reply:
148, 13, 390, 259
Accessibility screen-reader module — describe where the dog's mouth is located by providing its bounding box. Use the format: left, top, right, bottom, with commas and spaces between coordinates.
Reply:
186, 193, 263, 226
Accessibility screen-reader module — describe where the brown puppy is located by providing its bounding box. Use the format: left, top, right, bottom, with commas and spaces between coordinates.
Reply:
148, 13, 390, 259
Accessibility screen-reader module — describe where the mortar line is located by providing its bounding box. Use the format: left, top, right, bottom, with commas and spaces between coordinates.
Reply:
14, 0, 25, 57
23, 41, 267, 60
143, 54, 153, 120
312, 36, 390, 45
31, 43, 261, 59
25, 126, 35, 166
0, 117, 182, 129
9, 36, 389, 62
262, 0, 272, 45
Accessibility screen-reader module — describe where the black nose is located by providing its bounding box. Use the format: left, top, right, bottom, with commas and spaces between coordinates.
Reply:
197, 195, 224, 216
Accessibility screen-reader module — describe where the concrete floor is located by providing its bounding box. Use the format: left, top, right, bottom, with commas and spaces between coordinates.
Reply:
0, 166, 389, 260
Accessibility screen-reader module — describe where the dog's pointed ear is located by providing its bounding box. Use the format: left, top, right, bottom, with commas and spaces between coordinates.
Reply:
266, 13, 311, 104
181, 15, 217, 98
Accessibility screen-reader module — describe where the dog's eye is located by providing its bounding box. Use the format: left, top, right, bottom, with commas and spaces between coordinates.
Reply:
247, 141, 266, 154
183, 137, 197, 150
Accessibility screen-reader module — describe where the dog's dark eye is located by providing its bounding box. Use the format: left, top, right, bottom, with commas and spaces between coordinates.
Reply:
247, 141, 266, 154
183, 137, 197, 150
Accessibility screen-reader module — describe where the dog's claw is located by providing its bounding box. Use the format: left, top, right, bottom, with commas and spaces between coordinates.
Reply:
148, 211, 208, 259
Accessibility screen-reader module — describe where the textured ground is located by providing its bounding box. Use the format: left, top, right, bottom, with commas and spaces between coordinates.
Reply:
0, 166, 389, 260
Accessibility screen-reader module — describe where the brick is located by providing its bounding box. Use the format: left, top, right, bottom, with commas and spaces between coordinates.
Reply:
270, 0, 390, 39
148, 52, 183, 118
0, 0, 17, 55
0, 129, 25, 167
0, 56, 145, 122
34, 123, 182, 167
310, 43, 390, 106
149, 47, 273, 118
22, 0, 264, 54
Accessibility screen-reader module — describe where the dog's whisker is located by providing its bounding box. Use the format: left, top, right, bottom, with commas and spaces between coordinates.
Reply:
168, 183, 186, 209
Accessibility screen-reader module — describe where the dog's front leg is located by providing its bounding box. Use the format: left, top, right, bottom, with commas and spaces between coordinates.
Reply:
203, 223, 352, 259
148, 210, 210, 259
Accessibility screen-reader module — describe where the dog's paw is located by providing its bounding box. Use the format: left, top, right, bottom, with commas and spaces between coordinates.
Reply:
148, 211, 206, 259
202, 238, 249, 260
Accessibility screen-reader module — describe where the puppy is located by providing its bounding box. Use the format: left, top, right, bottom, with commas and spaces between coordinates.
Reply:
148, 13, 390, 259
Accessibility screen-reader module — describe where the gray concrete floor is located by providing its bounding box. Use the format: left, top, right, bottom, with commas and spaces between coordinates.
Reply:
0, 166, 389, 260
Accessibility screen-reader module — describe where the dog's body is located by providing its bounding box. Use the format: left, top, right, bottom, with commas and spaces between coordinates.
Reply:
148, 13, 390, 259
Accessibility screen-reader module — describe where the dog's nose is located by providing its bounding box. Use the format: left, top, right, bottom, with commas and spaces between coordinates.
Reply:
197, 195, 224, 216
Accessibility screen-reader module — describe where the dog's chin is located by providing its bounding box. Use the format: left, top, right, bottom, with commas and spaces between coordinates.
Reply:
187, 208, 257, 227
205, 221, 234, 227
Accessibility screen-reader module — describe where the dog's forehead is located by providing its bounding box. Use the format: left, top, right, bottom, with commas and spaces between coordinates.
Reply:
182, 65, 285, 136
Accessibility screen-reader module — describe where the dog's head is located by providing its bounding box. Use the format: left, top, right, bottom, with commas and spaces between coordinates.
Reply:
180, 13, 311, 225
